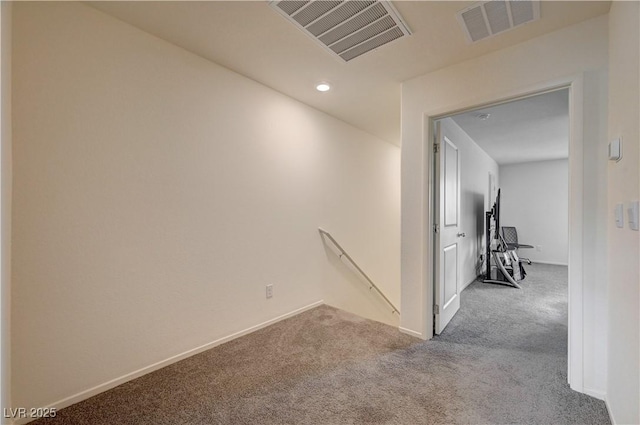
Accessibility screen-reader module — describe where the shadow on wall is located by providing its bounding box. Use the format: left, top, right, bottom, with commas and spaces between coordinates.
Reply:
473, 191, 486, 277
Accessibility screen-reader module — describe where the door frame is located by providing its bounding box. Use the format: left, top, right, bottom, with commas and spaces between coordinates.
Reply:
422, 76, 583, 391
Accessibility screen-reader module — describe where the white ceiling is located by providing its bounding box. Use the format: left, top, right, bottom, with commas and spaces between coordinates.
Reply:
451, 88, 569, 165
89, 1, 610, 145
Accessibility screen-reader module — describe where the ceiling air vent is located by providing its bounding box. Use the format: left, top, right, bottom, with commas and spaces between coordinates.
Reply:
269, 0, 411, 62
457, 0, 540, 43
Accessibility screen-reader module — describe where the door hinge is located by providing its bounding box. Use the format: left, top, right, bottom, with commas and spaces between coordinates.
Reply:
434, 304, 440, 314
433, 223, 439, 233
433, 143, 439, 153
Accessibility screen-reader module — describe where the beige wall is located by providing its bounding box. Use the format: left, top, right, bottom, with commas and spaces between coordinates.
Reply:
400, 15, 609, 396
1, 2, 12, 423
11, 2, 400, 411
606, 2, 639, 424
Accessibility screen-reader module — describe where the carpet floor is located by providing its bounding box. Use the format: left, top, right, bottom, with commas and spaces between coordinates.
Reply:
34, 264, 610, 424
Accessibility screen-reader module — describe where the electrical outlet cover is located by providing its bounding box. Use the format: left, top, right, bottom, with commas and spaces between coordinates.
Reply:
609, 138, 622, 161
628, 201, 639, 231
615, 203, 624, 228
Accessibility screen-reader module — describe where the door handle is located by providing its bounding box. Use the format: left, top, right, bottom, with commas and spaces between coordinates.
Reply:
457, 232, 466, 238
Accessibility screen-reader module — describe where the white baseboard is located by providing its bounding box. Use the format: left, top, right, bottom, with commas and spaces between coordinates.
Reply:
583, 387, 606, 401
399, 326, 426, 340
462, 275, 481, 290
604, 396, 617, 425
14, 300, 324, 425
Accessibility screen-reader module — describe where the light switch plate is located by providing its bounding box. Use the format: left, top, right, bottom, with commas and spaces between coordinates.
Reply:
609, 138, 622, 162
615, 204, 624, 228
628, 201, 639, 231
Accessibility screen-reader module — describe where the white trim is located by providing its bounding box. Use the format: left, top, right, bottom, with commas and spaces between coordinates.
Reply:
423, 115, 436, 341
14, 300, 324, 425
398, 326, 426, 340
604, 396, 617, 425
462, 275, 480, 291
583, 387, 606, 401
566, 75, 584, 393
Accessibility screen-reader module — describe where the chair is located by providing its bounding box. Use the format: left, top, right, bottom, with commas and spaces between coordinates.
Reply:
501, 226, 533, 264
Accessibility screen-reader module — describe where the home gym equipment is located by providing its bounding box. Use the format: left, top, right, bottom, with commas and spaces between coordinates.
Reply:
483, 189, 527, 289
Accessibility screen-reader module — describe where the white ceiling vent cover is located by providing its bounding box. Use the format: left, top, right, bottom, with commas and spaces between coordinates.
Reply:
457, 0, 540, 43
269, 1, 411, 62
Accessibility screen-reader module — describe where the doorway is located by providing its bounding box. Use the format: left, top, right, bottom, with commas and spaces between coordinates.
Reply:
432, 88, 570, 334
429, 86, 581, 383
399, 63, 607, 398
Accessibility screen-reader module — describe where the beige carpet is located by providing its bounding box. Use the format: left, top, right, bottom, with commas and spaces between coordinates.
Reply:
34, 264, 609, 424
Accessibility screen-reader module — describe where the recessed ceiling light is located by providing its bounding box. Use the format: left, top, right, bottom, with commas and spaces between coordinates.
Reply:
477, 113, 491, 120
316, 83, 331, 92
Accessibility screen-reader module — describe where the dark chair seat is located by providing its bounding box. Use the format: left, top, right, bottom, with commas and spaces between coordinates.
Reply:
506, 242, 534, 250
501, 227, 533, 264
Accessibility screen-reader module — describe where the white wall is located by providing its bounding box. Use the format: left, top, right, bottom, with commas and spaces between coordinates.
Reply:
400, 15, 609, 396
440, 118, 499, 288
500, 159, 568, 265
606, 2, 639, 424
1, 2, 12, 424
11, 2, 401, 412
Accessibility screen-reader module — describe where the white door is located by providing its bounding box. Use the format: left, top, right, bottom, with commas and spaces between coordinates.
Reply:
434, 122, 462, 334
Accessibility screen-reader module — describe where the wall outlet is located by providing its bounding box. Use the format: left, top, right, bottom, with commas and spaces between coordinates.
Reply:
615, 203, 624, 228
536, 245, 542, 252
628, 201, 639, 231
266, 284, 273, 299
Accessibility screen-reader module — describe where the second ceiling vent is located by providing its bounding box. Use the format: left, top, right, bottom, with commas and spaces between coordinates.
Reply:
457, 0, 540, 43
269, 1, 411, 62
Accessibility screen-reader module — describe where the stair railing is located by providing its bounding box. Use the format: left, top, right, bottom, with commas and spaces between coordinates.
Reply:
318, 228, 399, 315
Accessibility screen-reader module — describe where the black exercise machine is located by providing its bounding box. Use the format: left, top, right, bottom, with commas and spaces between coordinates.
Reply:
483, 189, 527, 289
